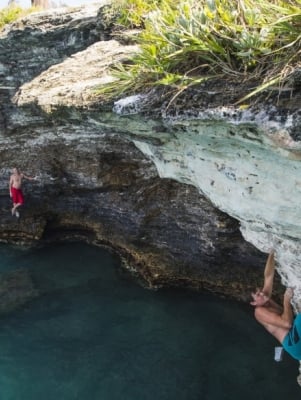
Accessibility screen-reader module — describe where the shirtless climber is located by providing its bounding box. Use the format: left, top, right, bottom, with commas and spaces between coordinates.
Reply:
251, 250, 301, 361
9, 167, 37, 218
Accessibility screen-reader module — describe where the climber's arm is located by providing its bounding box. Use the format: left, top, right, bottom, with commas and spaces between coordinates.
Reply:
281, 288, 294, 328
262, 250, 275, 298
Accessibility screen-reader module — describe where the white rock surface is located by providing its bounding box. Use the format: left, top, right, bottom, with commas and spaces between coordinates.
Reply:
132, 114, 301, 308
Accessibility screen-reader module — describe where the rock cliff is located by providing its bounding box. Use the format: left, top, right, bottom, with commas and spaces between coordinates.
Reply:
0, 2, 300, 304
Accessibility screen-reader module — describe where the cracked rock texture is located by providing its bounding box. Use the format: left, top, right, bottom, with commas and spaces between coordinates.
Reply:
0, 2, 300, 308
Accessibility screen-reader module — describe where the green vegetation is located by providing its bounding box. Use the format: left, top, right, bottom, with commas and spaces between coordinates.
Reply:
98, 0, 301, 105
0, 5, 37, 30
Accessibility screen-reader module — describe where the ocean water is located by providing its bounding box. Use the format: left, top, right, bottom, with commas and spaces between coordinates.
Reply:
0, 242, 299, 400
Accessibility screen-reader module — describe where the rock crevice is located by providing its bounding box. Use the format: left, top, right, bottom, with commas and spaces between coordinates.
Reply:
0, 2, 300, 304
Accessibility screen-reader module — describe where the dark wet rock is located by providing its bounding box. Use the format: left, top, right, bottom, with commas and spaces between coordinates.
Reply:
0, 2, 297, 303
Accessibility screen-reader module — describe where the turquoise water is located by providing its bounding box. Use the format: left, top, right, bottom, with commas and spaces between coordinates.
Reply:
0, 242, 299, 400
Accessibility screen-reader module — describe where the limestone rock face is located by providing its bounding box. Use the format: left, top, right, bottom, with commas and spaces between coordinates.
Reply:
0, 2, 300, 303
130, 112, 301, 302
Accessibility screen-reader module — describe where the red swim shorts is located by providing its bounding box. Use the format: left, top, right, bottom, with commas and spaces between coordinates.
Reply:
11, 187, 24, 205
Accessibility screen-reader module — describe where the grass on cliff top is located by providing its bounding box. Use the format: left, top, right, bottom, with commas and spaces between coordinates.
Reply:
0, 5, 37, 30
97, 0, 301, 106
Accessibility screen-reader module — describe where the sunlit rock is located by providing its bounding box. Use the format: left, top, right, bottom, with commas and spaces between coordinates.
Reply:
0, 1, 300, 306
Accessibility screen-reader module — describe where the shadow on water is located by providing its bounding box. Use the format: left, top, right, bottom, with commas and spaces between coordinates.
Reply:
0, 241, 299, 400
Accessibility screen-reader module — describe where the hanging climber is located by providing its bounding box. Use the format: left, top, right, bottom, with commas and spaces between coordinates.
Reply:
250, 250, 301, 361
9, 167, 37, 218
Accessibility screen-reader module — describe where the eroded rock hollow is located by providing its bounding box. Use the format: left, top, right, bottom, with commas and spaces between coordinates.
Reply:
0, 2, 300, 307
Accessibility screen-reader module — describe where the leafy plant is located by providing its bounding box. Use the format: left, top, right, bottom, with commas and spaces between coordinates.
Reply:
97, 0, 301, 104
0, 5, 37, 30
112, 0, 162, 28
